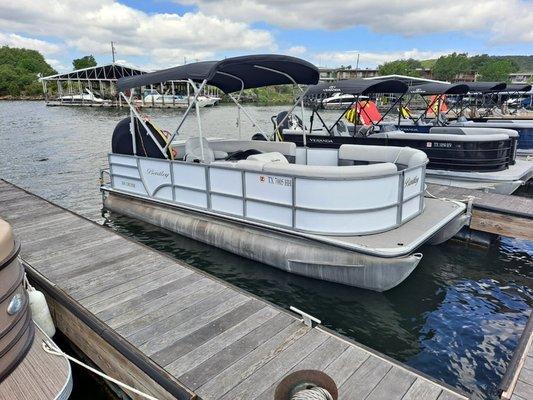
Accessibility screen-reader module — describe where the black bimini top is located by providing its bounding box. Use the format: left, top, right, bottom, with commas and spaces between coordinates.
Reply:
117, 54, 319, 93
504, 83, 533, 92
306, 79, 408, 97
459, 82, 507, 93
408, 82, 469, 95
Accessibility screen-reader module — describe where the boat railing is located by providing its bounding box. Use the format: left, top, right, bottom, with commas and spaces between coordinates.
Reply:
106, 151, 427, 236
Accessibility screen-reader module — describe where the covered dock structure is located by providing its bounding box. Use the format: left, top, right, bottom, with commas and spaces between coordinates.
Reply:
40, 63, 222, 108
41, 63, 146, 107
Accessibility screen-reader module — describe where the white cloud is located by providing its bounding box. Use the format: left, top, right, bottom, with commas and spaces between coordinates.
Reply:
313, 49, 451, 68
0, 32, 60, 55
287, 46, 307, 56
181, 0, 533, 43
45, 58, 69, 72
0, 0, 276, 68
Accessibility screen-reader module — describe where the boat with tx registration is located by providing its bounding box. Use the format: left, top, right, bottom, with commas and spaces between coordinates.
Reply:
100, 54, 468, 292
277, 79, 532, 194
398, 81, 533, 155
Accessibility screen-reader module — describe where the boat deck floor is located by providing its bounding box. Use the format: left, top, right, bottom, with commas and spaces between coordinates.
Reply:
0, 324, 72, 400
310, 197, 465, 257
0, 179, 467, 400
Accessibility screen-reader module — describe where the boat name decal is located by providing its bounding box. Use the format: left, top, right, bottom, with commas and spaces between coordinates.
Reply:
308, 137, 334, 144
259, 175, 292, 187
404, 176, 419, 188
146, 168, 170, 178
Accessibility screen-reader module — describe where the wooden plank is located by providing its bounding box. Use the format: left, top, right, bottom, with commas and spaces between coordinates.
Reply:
179, 314, 294, 390
437, 390, 466, 400
111, 278, 223, 332
324, 345, 370, 388
254, 336, 349, 400
138, 290, 250, 355
338, 356, 392, 400
80, 263, 191, 309
164, 305, 279, 374
365, 366, 416, 400
196, 322, 309, 398
470, 209, 533, 241
155, 300, 267, 367
218, 329, 328, 400
95, 270, 198, 321
401, 378, 442, 400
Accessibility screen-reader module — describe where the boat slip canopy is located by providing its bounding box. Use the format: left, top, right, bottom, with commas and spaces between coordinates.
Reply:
117, 54, 319, 93
459, 82, 507, 93
408, 82, 469, 95
306, 79, 408, 96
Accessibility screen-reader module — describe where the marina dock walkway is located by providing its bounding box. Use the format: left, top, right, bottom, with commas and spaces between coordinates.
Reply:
426, 184, 533, 241
500, 313, 533, 400
0, 179, 467, 400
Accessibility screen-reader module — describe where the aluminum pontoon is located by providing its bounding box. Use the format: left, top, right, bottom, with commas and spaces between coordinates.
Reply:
280, 79, 532, 194
100, 54, 467, 291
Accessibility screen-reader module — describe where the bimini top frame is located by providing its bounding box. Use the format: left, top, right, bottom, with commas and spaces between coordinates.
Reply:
302, 79, 409, 136
117, 54, 320, 158
118, 54, 319, 93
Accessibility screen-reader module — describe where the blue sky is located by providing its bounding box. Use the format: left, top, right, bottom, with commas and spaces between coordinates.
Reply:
0, 0, 531, 72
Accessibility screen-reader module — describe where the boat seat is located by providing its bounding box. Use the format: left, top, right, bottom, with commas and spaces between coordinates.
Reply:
339, 144, 427, 167
184, 137, 215, 163
263, 162, 397, 178
430, 126, 519, 138
247, 152, 288, 164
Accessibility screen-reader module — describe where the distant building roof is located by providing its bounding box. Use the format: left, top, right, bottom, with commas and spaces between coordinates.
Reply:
40, 63, 146, 81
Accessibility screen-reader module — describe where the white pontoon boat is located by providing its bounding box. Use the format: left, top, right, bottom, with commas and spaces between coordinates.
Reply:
100, 55, 468, 291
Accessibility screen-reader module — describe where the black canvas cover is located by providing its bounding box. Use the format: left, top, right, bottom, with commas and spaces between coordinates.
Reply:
305, 79, 408, 97
408, 82, 469, 95
504, 83, 532, 92
117, 54, 319, 93
460, 82, 507, 93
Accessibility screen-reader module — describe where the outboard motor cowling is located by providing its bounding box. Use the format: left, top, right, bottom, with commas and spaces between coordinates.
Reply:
112, 117, 172, 159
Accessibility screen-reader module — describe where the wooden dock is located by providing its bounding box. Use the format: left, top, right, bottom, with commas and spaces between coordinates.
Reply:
426, 184, 533, 241
0, 179, 468, 400
500, 312, 533, 400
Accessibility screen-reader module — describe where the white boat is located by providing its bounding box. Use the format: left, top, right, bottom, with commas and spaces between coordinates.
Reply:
136, 89, 220, 108
57, 88, 109, 105
101, 54, 468, 292
321, 93, 368, 109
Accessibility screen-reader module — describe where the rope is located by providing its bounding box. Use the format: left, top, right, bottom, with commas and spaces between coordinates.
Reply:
291, 387, 333, 400
42, 340, 160, 400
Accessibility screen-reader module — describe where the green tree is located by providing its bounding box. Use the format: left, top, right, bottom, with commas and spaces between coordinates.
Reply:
432, 53, 471, 81
378, 59, 422, 77
0, 46, 56, 96
478, 60, 519, 81
72, 55, 97, 70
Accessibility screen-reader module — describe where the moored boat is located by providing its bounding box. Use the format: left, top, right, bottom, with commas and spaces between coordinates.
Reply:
280, 79, 532, 194
0, 218, 72, 399
100, 54, 468, 291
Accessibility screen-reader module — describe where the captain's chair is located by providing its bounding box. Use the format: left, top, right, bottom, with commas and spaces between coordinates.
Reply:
184, 138, 215, 163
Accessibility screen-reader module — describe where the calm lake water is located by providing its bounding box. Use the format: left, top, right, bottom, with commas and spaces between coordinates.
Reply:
0, 101, 531, 399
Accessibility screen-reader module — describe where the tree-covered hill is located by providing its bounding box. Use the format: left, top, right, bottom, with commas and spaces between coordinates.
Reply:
0, 46, 56, 97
